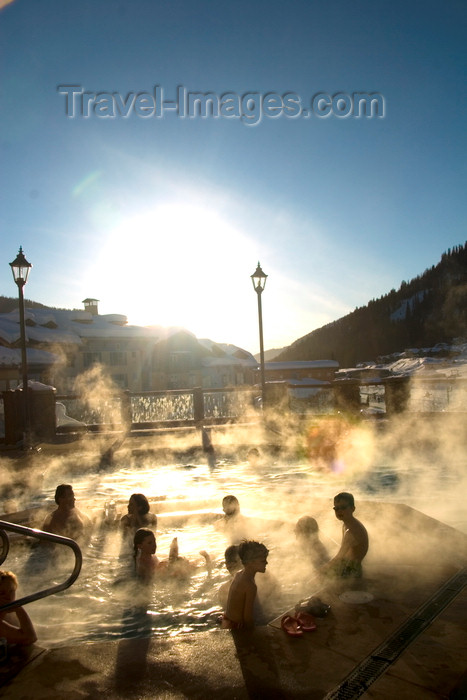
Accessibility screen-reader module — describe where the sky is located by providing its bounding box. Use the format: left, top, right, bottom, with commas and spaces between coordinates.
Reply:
1, 0, 466, 355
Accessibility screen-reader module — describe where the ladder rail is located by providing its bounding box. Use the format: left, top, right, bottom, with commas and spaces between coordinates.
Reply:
0, 520, 82, 611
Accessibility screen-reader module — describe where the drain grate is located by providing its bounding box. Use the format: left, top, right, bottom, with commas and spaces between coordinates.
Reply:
323, 567, 467, 700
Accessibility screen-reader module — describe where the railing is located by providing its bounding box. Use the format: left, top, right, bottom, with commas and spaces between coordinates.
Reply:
55, 386, 258, 432
4, 377, 467, 444
0, 520, 82, 612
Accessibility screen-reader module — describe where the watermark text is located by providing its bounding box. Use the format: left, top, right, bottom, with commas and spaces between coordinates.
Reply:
58, 85, 385, 125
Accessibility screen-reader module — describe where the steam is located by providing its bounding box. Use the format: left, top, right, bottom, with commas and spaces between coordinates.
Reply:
0, 397, 465, 644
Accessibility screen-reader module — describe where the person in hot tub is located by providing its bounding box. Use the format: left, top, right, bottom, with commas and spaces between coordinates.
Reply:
120, 493, 158, 533
133, 529, 211, 582
294, 515, 329, 570
215, 495, 249, 543
320, 492, 368, 579
0, 570, 37, 646
42, 484, 91, 544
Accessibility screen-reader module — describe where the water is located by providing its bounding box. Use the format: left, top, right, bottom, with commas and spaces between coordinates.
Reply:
5, 429, 467, 648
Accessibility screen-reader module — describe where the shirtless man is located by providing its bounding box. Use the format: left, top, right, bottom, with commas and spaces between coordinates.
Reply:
222, 540, 268, 629
42, 484, 91, 543
321, 492, 368, 579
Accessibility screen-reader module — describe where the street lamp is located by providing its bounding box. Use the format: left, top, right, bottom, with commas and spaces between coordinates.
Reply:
251, 261, 267, 407
9, 247, 32, 446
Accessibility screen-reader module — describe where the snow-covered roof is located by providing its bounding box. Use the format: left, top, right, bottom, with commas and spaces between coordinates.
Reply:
0, 307, 256, 367
198, 339, 256, 365
0, 346, 62, 367
0, 307, 181, 346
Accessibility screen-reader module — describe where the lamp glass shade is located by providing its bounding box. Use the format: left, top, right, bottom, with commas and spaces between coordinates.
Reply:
251, 262, 267, 292
10, 247, 32, 285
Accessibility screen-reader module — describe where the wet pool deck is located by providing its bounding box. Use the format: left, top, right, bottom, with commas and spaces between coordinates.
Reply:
2, 564, 466, 697
1, 575, 466, 699
1, 498, 466, 699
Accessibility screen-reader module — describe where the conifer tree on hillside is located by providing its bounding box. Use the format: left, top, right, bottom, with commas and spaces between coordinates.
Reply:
277, 242, 467, 366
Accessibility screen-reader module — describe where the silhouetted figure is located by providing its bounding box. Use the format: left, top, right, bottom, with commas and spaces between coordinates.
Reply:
132, 529, 211, 582
42, 484, 91, 543
120, 493, 157, 533
222, 540, 269, 629
294, 516, 329, 570
218, 545, 243, 609
320, 492, 369, 579
0, 570, 37, 646
215, 495, 249, 543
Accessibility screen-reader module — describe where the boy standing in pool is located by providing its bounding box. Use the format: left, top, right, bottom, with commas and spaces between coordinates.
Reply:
222, 540, 268, 629
320, 492, 368, 579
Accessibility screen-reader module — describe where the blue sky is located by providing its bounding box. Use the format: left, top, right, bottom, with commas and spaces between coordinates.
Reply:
1, 0, 466, 354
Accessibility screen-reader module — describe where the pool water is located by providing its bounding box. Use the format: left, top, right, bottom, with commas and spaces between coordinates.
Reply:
6, 436, 467, 648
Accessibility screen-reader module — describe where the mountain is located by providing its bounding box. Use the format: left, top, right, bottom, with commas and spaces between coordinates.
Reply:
0, 296, 65, 314
275, 242, 467, 368
254, 347, 286, 362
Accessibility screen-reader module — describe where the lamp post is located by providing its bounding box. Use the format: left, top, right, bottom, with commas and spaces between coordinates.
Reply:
251, 262, 267, 408
9, 247, 32, 446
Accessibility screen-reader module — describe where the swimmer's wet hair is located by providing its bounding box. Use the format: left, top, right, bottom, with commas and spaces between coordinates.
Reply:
238, 540, 268, 563
130, 493, 150, 515
133, 528, 156, 560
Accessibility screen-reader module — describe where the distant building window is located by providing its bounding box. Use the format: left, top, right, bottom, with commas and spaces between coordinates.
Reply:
168, 374, 181, 389
111, 374, 128, 388
110, 351, 126, 366
83, 352, 102, 368
170, 352, 192, 371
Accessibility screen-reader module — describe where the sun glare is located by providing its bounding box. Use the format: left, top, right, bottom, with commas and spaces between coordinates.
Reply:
82, 202, 258, 343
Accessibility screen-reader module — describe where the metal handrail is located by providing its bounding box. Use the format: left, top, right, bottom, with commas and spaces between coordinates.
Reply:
0, 528, 9, 565
0, 520, 82, 612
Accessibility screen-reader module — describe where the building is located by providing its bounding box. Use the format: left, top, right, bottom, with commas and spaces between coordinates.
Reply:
0, 301, 257, 393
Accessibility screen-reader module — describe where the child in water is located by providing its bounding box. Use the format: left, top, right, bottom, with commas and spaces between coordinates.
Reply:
0, 570, 37, 646
218, 545, 243, 609
133, 529, 211, 582
294, 516, 329, 570
222, 540, 269, 630
133, 528, 160, 581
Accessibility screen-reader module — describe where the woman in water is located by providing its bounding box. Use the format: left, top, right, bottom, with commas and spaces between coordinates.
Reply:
121, 493, 158, 533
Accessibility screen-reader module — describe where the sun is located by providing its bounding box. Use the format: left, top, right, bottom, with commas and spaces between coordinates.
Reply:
82, 201, 258, 342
